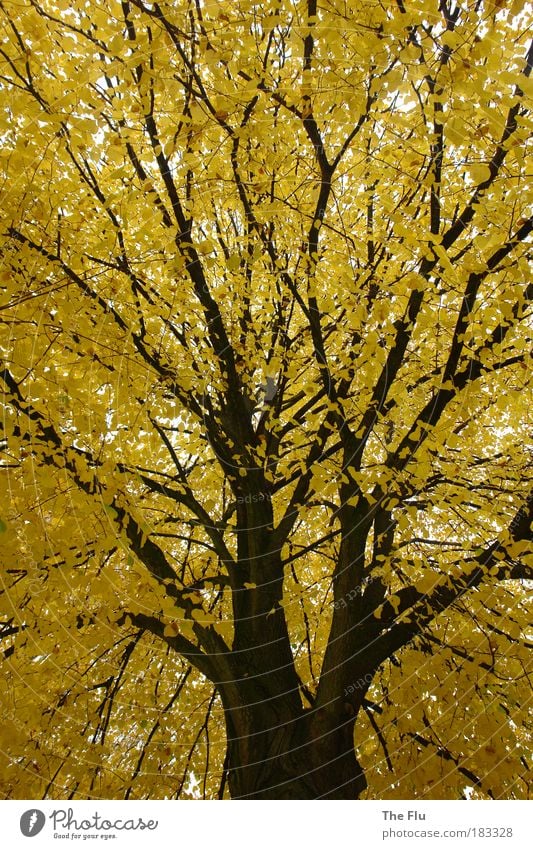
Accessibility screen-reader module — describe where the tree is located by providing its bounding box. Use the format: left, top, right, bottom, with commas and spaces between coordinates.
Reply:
0, 0, 532, 800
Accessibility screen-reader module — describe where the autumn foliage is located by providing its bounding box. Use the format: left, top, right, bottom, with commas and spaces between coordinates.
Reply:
0, 0, 532, 799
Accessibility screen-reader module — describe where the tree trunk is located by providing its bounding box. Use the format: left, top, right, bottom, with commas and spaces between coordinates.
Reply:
221, 512, 368, 799
225, 701, 367, 799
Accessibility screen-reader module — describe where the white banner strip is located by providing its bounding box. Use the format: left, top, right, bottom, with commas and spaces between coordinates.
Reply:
2, 800, 531, 848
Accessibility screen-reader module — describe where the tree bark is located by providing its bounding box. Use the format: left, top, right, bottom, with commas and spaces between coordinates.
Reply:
224, 699, 367, 799
218, 499, 368, 799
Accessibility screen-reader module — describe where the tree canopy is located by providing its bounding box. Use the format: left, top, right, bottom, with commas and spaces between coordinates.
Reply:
0, 0, 532, 800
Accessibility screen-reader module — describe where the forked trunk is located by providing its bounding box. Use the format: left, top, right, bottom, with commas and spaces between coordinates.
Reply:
225, 702, 367, 799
